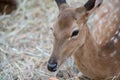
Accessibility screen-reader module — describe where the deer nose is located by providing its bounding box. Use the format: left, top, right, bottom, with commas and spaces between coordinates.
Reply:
47, 59, 57, 72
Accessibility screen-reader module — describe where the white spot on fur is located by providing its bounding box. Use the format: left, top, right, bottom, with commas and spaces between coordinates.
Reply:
102, 54, 106, 57
103, 8, 109, 13
68, 37, 71, 40
94, 14, 99, 20
108, 3, 114, 9
98, 20, 102, 27
110, 27, 120, 43
114, 38, 118, 43
98, 40, 102, 45
111, 37, 114, 41
118, 33, 120, 37
115, 31, 119, 35
110, 51, 117, 57
114, 16, 118, 21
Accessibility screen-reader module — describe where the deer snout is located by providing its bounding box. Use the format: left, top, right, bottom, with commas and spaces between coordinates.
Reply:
47, 58, 57, 72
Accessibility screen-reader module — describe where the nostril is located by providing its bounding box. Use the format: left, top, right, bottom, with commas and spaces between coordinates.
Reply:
47, 59, 57, 72
48, 62, 57, 68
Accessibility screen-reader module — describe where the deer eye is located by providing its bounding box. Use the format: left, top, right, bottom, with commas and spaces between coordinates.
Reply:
71, 30, 79, 37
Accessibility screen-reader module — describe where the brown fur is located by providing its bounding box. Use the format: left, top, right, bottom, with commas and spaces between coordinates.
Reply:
48, 0, 120, 80
0, 0, 18, 14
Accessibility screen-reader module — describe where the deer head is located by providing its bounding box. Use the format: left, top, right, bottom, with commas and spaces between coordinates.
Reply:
47, 0, 103, 72
0, 0, 18, 14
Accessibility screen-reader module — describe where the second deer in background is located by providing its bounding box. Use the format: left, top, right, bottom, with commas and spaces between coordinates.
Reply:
0, 0, 18, 14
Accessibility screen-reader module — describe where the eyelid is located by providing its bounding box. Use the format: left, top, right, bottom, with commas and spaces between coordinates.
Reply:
71, 27, 79, 35
72, 27, 79, 31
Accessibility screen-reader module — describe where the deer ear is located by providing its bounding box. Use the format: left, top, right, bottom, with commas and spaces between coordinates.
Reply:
55, 0, 69, 11
94, 0, 103, 8
84, 0, 103, 11
75, 0, 103, 21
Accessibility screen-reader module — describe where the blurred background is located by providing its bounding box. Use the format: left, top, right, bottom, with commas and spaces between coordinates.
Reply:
0, 0, 89, 80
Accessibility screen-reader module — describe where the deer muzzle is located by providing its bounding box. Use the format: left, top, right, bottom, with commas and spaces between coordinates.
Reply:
47, 58, 58, 72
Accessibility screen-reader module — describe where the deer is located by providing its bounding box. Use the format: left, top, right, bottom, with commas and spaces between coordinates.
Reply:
0, 0, 18, 14
47, 0, 120, 80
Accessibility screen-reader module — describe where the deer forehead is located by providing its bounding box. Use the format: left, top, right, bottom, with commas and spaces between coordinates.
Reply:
53, 20, 75, 37
57, 13, 75, 28
54, 17, 79, 34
